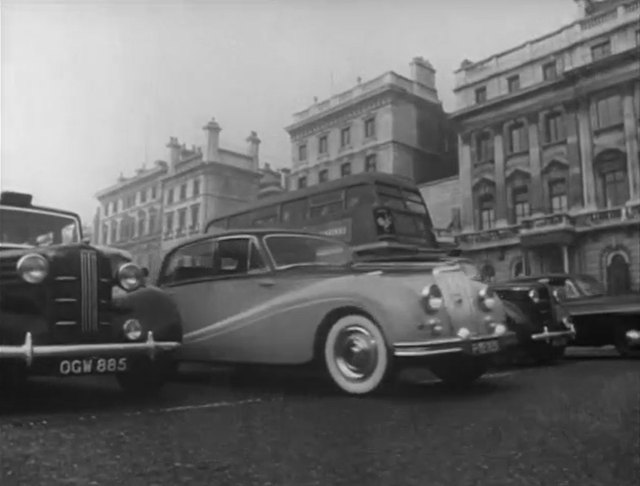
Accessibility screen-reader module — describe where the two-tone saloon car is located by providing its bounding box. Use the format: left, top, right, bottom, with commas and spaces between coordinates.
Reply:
158, 228, 516, 395
513, 274, 640, 358
0, 191, 182, 393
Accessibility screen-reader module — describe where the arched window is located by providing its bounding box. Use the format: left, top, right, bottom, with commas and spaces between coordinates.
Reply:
511, 259, 525, 278
480, 262, 496, 283
475, 181, 496, 230
606, 252, 631, 295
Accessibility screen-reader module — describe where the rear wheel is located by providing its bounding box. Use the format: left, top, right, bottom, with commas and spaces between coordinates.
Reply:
323, 314, 391, 395
430, 356, 488, 386
115, 358, 171, 395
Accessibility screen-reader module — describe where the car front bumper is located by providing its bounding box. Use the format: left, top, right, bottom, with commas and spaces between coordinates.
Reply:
0, 332, 181, 367
393, 331, 518, 358
530, 324, 576, 344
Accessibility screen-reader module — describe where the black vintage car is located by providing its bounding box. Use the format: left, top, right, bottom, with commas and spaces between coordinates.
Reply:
513, 274, 640, 358
0, 191, 183, 393
489, 279, 576, 363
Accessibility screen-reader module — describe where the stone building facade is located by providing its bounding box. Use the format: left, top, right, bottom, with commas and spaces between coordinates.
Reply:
451, 0, 640, 294
94, 117, 267, 277
285, 57, 457, 190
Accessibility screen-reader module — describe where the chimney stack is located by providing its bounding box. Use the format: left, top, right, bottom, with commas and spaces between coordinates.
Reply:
246, 131, 261, 172
203, 117, 222, 163
410, 57, 437, 93
166, 137, 181, 166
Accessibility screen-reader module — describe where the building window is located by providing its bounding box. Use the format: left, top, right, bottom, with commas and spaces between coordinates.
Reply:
319, 135, 328, 155
140, 190, 147, 204
507, 75, 520, 93
340, 127, 351, 148
364, 117, 376, 138
543, 112, 564, 143
193, 179, 200, 197
103, 204, 109, 217
177, 208, 187, 234
479, 195, 495, 230
148, 210, 157, 234
298, 176, 307, 189
167, 188, 174, 205
151, 186, 157, 199
319, 169, 329, 183
102, 224, 108, 245
508, 122, 528, 153
110, 224, 117, 243
475, 87, 487, 104
475, 131, 493, 162
549, 178, 568, 212
298, 144, 307, 161
602, 169, 629, 208
591, 40, 611, 61
138, 214, 146, 236
190, 204, 200, 229
365, 154, 377, 172
636, 29, 640, 46
595, 95, 623, 129
180, 184, 187, 201
340, 163, 351, 177
542, 61, 557, 81
512, 186, 530, 223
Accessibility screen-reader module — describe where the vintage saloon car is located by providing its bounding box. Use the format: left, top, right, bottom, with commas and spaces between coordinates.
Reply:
158, 228, 516, 395
513, 274, 640, 358
489, 279, 576, 363
0, 191, 182, 393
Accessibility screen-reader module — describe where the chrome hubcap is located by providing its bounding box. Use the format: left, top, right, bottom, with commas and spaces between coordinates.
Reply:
334, 325, 378, 381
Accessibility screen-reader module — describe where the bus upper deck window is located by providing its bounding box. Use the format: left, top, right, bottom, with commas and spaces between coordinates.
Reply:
346, 185, 375, 208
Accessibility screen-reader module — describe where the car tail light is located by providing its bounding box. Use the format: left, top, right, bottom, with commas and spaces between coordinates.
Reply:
421, 284, 443, 313
478, 286, 496, 312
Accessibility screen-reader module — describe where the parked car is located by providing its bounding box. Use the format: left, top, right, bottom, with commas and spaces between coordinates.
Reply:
489, 280, 576, 363
513, 274, 640, 358
0, 191, 182, 393
157, 228, 516, 395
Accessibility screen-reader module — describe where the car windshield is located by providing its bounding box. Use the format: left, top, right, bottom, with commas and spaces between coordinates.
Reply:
0, 207, 80, 248
264, 234, 352, 269
573, 275, 606, 297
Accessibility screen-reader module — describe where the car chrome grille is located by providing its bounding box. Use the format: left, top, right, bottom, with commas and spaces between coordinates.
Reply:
433, 268, 478, 331
80, 249, 99, 333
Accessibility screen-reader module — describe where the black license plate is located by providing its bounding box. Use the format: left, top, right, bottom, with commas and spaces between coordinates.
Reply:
471, 339, 500, 355
58, 357, 128, 376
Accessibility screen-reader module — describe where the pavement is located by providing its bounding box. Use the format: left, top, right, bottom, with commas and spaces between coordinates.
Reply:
0, 347, 638, 486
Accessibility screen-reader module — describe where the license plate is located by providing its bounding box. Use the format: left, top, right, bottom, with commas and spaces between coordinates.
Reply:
551, 337, 567, 347
471, 340, 500, 355
58, 357, 128, 376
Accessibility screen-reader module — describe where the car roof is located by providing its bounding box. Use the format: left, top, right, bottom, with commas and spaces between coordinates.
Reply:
169, 227, 341, 248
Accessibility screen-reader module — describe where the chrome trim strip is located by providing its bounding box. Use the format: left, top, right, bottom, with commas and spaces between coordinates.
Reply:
80, 250, 99, 334
99, 278, 111, 283
56, 321, 77, 326
55, 298, 77, 303
531, 326, 576, 342
99, 321, 110, 326
55, 276, 77, 281
394, 334, 501, 348
394, 347, 464, 358
0, 332, 180, 367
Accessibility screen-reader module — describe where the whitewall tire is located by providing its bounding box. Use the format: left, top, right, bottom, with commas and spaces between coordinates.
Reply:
323, 314, 390, 395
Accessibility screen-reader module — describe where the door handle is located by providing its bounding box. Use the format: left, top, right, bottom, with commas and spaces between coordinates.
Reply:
258, 279, 276, 287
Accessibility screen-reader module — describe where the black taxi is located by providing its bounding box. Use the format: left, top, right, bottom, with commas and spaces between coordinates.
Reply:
0, 191, 182, 394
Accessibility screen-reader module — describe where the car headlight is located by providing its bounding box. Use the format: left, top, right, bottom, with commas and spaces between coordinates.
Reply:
117, 262, 145, 292
16, 253, 49, 284
552, 288, 565, 303
478, 286, 496, 311
123, 319, 143, 341
421, 284, 443, 313
528, 288, 541, 304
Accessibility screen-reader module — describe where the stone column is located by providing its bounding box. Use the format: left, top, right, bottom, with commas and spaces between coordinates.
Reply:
527, 113, 543, 215
576, 98, 596, 210
562, 245, 570, 273
564, 101, 584, 209
493, 130, 508, 226
622, 84, 640, 202
458, 133, 474, 232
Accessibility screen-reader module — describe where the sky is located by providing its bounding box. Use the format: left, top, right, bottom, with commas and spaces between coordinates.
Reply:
1, 0, 579, 224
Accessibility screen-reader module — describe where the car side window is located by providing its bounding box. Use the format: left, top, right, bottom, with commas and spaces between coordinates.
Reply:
163, 239, 216, 283
563, 280, 580, 299
216, 238, 267, 276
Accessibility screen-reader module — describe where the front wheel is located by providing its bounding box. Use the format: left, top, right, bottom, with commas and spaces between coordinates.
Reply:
323, 314, 391, 395
115, 358, 171, 395
614, 324, 640, 359
430, 356, 488, 386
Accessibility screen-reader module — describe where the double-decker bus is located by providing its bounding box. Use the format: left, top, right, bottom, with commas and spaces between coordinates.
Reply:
205, 173, 443, 254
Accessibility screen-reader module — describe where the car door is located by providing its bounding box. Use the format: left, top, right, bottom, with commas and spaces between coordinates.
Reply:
160, 235, 276, 362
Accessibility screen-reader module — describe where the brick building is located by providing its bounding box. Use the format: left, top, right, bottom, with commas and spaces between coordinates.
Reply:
450, 0, 640, 293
